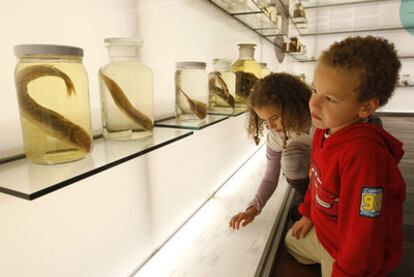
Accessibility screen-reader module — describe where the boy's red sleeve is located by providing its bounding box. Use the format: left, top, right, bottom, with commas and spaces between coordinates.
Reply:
332, 140, 389, 276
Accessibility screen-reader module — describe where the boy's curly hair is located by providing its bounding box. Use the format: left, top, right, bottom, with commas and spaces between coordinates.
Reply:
319, 35, 401, 106
247, 73, 312, 145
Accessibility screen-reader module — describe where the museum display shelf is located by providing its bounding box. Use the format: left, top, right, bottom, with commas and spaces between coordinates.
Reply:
155, 114, 229, 130
0, 128, 193, 200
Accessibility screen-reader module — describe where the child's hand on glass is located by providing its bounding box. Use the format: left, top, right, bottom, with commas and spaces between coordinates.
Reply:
291, 216, 313, 239
229, 206, 259, 230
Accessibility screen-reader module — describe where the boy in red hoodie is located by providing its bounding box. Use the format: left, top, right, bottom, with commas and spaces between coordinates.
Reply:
285, 36, 406, 277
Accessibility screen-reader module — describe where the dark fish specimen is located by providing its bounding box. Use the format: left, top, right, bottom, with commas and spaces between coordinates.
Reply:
209, 72, 235, 108
16, 65, 92, 153
235, 71, 258, 98
99, 70, 153, 131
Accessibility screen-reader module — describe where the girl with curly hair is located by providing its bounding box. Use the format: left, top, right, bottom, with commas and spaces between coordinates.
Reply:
229, 72, 313, 229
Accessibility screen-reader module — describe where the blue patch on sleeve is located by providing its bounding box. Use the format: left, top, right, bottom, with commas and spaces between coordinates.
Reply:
360, 187, 383, 218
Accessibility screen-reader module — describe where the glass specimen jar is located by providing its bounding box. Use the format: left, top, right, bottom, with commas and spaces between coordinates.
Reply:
14, 44, 93, 164
209, 59, 236, 112
232, 43, 261, 106
99, 37, 153, 140
175, 62, 208, 120
259, 62, 271, 78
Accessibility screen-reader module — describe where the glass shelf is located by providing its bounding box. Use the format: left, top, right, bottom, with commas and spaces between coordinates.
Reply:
0, 128, 193, 200
208, 106, 248, 116
396, 85, 414, 88
207, 0, 306, 62
299, 25, 414, 36
155, 114, 229, 130
280, 0, 411, 36
293, 54, 414, 63
209, 0, 261, 13
299, 0, 388, 9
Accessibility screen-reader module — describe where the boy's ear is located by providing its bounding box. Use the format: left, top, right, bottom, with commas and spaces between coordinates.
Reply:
358, 98, 379, 119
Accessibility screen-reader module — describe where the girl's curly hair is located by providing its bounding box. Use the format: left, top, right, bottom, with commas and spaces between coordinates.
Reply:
247, 72, 312, 145
319, 36, 401, 106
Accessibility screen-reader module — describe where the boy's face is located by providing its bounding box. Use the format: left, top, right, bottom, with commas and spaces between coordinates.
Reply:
254, 105, 283, 134
310, 62, 369, 134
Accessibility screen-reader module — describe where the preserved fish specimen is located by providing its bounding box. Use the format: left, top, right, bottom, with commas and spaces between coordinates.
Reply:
175, 62, 208, 120
16, 66, 92, 153
99, 71, 152, 131
99, 38, 153, 140
209, 59, 235, 110
14, 44, 93, 164
232, 43, 261, 105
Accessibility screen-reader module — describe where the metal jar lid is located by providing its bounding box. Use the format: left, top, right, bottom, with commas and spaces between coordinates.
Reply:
14, 44, 84, 57
176, 61, 206, 70
104, 37, 143, 47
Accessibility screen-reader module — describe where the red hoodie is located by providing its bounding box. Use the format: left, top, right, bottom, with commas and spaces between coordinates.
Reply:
299, 123, 406, 276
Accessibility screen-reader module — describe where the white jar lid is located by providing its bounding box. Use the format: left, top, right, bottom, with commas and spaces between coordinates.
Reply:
104, 37, 143, 47
237, 43, 257, 48
213, 59, 231, 71
14, 44, 84, 57
176, 61, 206, 69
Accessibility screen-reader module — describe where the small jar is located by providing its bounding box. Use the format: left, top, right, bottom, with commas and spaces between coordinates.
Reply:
209, 59, 236, 111
232, 43, 261, 106
259, 62, 272, 78
175, 62, 208, 120
14, 44, 93, 164
99, 37, 153, 140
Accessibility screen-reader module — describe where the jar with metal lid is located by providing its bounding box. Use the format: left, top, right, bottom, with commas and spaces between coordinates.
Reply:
99, 37, 153, 140
175, 62, 208, 120
13, 44, 93, 164
232, 43, 261, 106
208, 59, 236, 112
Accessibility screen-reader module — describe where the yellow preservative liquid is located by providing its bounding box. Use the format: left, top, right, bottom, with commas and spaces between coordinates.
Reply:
14, 44, 93, 164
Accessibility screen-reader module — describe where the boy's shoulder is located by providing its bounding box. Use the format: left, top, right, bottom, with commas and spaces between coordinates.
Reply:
323, 123, 404, 163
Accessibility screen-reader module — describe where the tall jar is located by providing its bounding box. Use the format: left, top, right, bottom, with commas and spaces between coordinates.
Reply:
209, 59, 236, 112
232, 43, 261, 106
13, 44, 93, 164
175, 62, 208, 120
99, 37, 153, 140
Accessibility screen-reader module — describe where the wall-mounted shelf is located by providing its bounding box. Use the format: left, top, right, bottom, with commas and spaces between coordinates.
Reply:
208, 0, 308, 63
284, 0, 413, 36
0, 128, 193, 200
396, 85, 414, 88
299, 26, 414, 36
292, 55, 414, 63
301, 0, 388, 9
208, 106, 248, 117
155, 114, 229, 130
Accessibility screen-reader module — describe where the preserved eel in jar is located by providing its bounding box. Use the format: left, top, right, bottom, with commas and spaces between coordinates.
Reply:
15, 65, 92, 153
99, 70, 153, 131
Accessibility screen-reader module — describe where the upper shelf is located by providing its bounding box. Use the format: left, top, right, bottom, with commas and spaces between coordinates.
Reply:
285, 0, 414, 36
155, 114, 229, 130
292, 53, 414, 63
300, 0, 388, 9
208, 0, 306, 62
0, 128, 194, 200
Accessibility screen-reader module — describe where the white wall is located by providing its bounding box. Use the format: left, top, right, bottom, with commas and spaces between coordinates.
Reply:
0, 0, 287, 159
0, 0, 283, 276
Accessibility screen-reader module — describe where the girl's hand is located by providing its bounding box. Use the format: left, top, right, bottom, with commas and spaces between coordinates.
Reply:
291, 216, 313, 239
229, 206, 259, 230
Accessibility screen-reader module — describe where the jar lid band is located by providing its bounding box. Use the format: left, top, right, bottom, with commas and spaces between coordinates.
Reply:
14, 44, 84, 57
176, 61, 206, 69
104, 37, 143, 47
